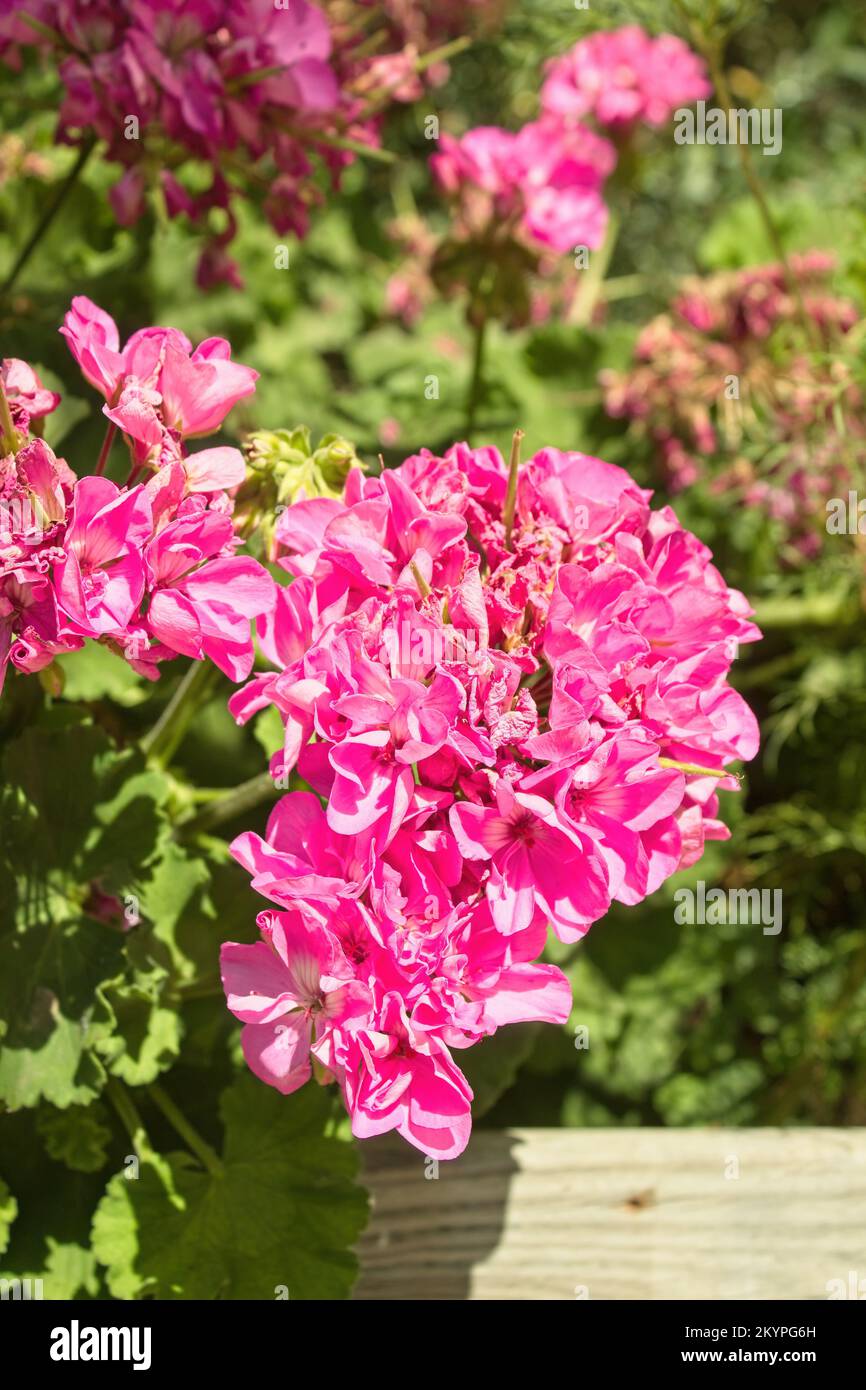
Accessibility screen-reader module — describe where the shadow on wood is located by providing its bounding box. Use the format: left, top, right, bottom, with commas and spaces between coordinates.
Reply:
354, 1131, 520, 1300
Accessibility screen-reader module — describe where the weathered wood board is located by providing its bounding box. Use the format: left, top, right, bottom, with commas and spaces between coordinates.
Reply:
355, 1128, 866, 1300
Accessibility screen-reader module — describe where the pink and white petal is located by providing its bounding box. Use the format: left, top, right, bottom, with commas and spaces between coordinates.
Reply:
240, 1015, 312, 1095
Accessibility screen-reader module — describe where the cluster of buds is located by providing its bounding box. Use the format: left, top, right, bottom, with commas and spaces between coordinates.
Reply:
601, 252, 863, 560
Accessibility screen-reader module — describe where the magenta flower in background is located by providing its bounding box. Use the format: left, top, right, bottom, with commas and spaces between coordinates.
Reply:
430, 118, 613, 256
0, 0, 498, 284
541, 24, 711, 129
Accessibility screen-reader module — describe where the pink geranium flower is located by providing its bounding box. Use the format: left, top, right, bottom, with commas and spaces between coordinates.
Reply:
450, 778, 611, 941
61, 296, 258, 439
222, 430, 761, 1157
54, 476, 152, 637
145, 512, 275, 681
221, 909, 370, 1095
315, 991, 474, 1159
541, 25, 710, 129
0, 298, 273, 688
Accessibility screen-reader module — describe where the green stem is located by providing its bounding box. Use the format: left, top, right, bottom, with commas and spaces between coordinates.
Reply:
106, 1080, 148, 1155
140, 659, 219, 768
18, 13, 80, 52
414, 35, 472, 76
751, 588, 858, 630
698, 38, 816, 344
105, 1079, 169, 1182
176, 770, 279, 837
149, 1083, 224, 1177
464, 313, 489, 439
312, 132, 396, 164
571, 208, 620, 327
409, 558, 432, 599
1, 137, 95, 296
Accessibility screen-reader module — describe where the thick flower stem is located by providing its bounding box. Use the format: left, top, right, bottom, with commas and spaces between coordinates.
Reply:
464, 312, 489, 439
140, 659, 219, 769
1, 136, 96, 297
149, 1082, 224, 1178
106, 1079, 152, 1160
176, 770, 279, 837
570, 208, 620, 328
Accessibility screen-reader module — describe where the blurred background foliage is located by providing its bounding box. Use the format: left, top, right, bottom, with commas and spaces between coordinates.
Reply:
2, 0, 866, 1160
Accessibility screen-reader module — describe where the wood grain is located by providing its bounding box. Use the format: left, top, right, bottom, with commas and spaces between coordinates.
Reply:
355, 1128, 866, 1300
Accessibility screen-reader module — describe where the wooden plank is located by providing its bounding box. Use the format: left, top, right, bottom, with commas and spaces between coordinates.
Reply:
354, 1128, 866, 1300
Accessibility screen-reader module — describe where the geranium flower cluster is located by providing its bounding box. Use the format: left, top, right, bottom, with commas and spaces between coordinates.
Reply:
221, 439, 760, 1157
541, 24, 710, 129
388, 25, 709, 330
0, 296, 273, 689
601, 252, 863, 560
0, 0, 485, 288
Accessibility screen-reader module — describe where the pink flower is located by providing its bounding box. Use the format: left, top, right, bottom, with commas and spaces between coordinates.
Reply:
431, 118, 612, 256
1, 358, 60, 431
61, 296, 258, 439
2, 299, 272, 688
450, 778, 611, 942
54, 476, 152, 637
3, 0, 460, 270
223, 429, 761, 1156
221, 908, 370, 1095
327, 670, 463, 842
426, 903, 573, 1040
145, 512, 275, 681
316, 991, 473, 1159
542, 25, 710, 129
59, 297, 125, 399
527, 732, 686, 904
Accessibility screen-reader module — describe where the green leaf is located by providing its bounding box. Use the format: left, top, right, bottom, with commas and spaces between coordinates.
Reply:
0, 1240, 99, 1301
0, 918, 121, 1108
0, 718, 172, 1107
0, 1179, 17, 1256
92, 1076, 368, 1300
0, 1107, 108, 1296
36, 1103, 113, 1174
94, 979, 182, 1087
55, 644, 149, 706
